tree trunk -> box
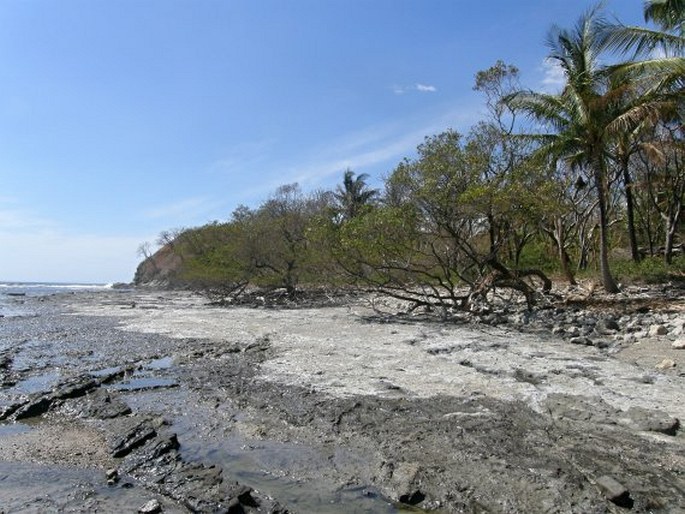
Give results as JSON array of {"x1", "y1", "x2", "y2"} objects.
[
  {"x1": 664, "y1": 222, "x2": 675, "y2": 264},
  {"x1": 622, "y1": 162, "x2": 640, "y2": 262},
  {"x1": 594, "y1": 164, "x2": 620, "y2": 293},
  {"x1": 555, "y1": 219, "x2": 576, "y2": 284}
]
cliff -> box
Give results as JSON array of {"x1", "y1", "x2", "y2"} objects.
[{"x1": 133, "y1": 244, "x2": 183, "y2": 287}]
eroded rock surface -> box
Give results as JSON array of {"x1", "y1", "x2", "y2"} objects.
[{"x1": 0, "y1": 288, "x2": 683, "y2": 513}]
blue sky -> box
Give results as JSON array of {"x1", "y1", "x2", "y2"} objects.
[{"x1": 0, "y1": 0, "x2": 645, "y2": 283}]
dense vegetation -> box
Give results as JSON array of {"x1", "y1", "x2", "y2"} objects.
[{"x1": 135, "y1": 1, "x2": 684, "y2": 309}]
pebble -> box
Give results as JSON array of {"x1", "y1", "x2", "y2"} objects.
[
  {"x1": 672, "y1": 339, "x2": 685, "y2": 350},
  {"x1": 656, "y1": 359, "x2": 677, "y2": 370}
]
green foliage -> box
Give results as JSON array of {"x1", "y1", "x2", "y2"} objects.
[
  {"x1": 139, "y1": 5, "x2": 685, "y2": 300},
  {"x1": 612, "y1": 255, "x2": 685, "y2": 283},
  {"x1": 516, "y1": 239, "x2": 560, "y2": 273}
]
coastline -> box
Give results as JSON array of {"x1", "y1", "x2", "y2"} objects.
[{"x1": 0, "y1": 287, "x2": 683, "y2": 512}]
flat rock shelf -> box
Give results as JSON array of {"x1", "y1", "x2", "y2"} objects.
[{"x1": 0, "y1": 288, "x2": 683, "y2": 513}]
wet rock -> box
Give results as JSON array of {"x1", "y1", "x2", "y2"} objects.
[
  {"x1": 14, "y1": 375, "x2": 100, "y2": 420},
  {"x1": 110, "y1": 419, "x2": 157, "y2": 458},
  {"x1": 382, "y1": 461, "x2": 426, "y2": 506},
  {"x1": 14, "y1": 396, "x2": 54, "y2": 420},
  {"x1": 82, "y1": 390, "x2": 132, "y2": 419},
  {"x1": 0, "y1": 353, "x2": 12, "y2": 369},
  {"x1": 106, "y1": 467, "x2": 119, "y2": 485},
  {"x1": 52, "y1": 376, "x2": 99, "y2": 400},
  {"x1": 0, "y1": 400, "x2": 27, "y2": 421},
  {"x1": 399, "y1": 490, "x2": 426, "y2": 506},
  {"x1": 143, "y1": 433, "x2": 180, "y2": 460},
  {"x1": 159, "y1": 462, "x2": 260, "y2": 512},
  {"x1": 138, "y1": 499, "x2": 162, "y2": 513},
  {"x1": 595, "y1": 475, "x2": 633, "y2": 508}
]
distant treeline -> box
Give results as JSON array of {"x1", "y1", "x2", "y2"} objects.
[{"x1": 135, "y1": 2, "x2": 684, "y2": 309}]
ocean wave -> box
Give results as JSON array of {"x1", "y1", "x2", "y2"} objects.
[{"x1": 0, "y1": 282, "x2": 111, "y2": 290}]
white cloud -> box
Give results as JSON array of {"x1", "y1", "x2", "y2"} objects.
[
  {"x1": 540, "y1": 58, "x2": 566, "y2": 92},
  {"x1": 416, "y1": 84, "x2": 437, "y2": 92},
  {"x1": 393, "y1": 83, "x2": 438, "y2": 94}
]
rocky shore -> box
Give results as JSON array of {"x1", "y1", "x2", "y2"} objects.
[{"x1": 0, "y1": 284, "x2": 683, "y2": 513}]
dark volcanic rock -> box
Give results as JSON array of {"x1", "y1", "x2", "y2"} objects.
[
  {"x1": 81, "y1": 390, "x2": 132, "y2": 419},
  {"x1": 110, "y1": 419, "x2": 157, "y2": 458},
  {"x1": 52, "y1": 376, "x2": 99, "y2": 400},
  {"x1": 0, "y1": 400, "x2": 27, "y2": 420},
  {"x1": 13, "y1": 375, "x2": 100, "y2": 420},
  {"x1": 14, "y1": 396, "x2": 53, "y2": 420}
]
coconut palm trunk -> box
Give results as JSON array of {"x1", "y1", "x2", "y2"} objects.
[{"x1": 593, "y1": 159, "x2": 620, "y2": 292}]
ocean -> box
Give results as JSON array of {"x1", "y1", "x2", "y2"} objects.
[{"x1": 0, "y1": 281, "x2": 114, "y2": 317}]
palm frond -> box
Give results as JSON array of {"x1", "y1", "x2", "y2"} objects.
[{"x1": 604, "y1": 25, "x2": 685, "y2": 56}]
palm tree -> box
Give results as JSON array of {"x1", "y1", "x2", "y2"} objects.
[
  {"x1": 334, "y1": 169, "x2": 378, "y2": 220},
  {"x1": 644, "y1": 0, "x2": 685, "y2": 34},
  {"x1": 604, "y1": 0, "x2": 685, "y2": 78},
  {"x1": 604, "y1": 0, "x2": 685, "y2": 264},
  {"x1": 506, "y1": 7, "x2": 643, "y2": 293}
]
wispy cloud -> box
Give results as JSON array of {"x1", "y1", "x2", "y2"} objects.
[
  {"x1": 249, "y1": 104, "x2": 481, "y2": 196},
  {"x1": 143, "y1": 196, "x2": 222, "y2": 221},
  {"x1": 540, "y1": 58, "x2": 566, "y2": 92},
  {"x1": 393, "y1": 83, "x2": 438, "y2": 95},
  {"x1": 416, "y1": 84, "x2": 437, "y2": 92},
  {"x1": 204, "y1": 101, "x2": 482, "y2": 211},
  {"x1": 208, "y1": 139, "x2": 275, "y2": 176}
]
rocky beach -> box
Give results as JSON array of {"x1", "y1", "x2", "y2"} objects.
[{"x1": 0, "y1": 285, "x2": 684, "y2": 513}]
